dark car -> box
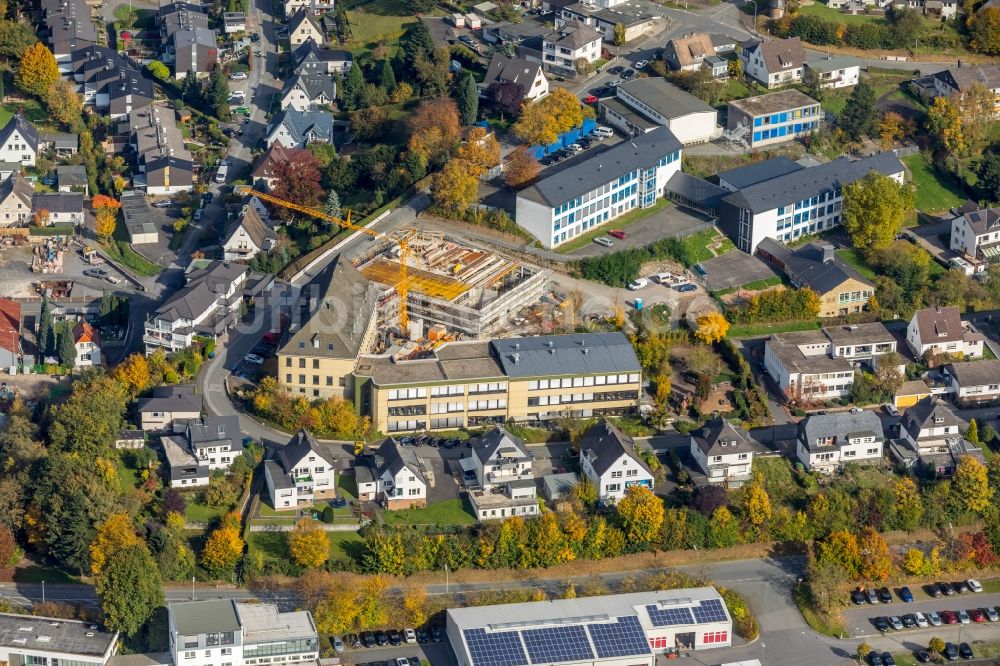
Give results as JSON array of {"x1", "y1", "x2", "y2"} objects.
[
  {"x1": 954, "y1": 581, "x2": 971, "y2": 594},
  {"x1": 608, "y1": 65, "x2": 623, "y2": 74},
  {"x1": 927, "y1": 583, "x2": 943, "y2": 598},
  {"x1": 430, "y1": 625, "x2": 444, "y2": 643},
  {"x1": 345, "y1": 633, "x2": 361, "y2": 648},
  {"x1": 901, "y1": 614, "x2": 917, "y2": 628},
  {"x1": 361, "y1": 632, "x2": 376, "y2": 648},
  {"x1": 882, "y1": 653, "x2": 896, "y2": 666},
  {"x1": 940, "y1": 581, "x2": 956, "y2": 596},
  {"x1": 408, "y1": 659, "x2": 421, "y2": 666},
  {"x1": 915, "y1": 650, "x2": 931, "y2": 663},
  {"x1": 899, "y1": 586, "x2": 913, "y2": 602},
  {"x1": 944, "y1": 642, "x2": 959, "y2": 660},
  {"x1": 387, "y1": 629, "x2": 402, "y2": 645},
  {"x1": 851, "y1": 589, "x2": 867, "y2": 605},
  {"x1": 250, "y1": 32, "x2": 260, "y2": 41},
  {"x1": 621, "y1": 68, "x2": 635, "y2": 79},
  {"x1": 868, "y1": 653, "x2": 884, "y2": 666},
  {"x1": 878, "y1": 587, "x2": 893, "y2": 603},
  {"x1": 959, "y1": 642, "x2": 973, "y2": 660},
  {"x1": 416, "y1": 628, "x2": 429, "y2": 644},
  {"x1": 873, "y1": 616, "x2": 889, "y2": 632},
  {"x1": 676, "y1": 283, "x2": 698, "y2": 293},
  {"x1": 941, "y1": 610, "x2": 959, "y2": 624},
  {"x1": 375, "y1": 630, "x2": 388, "y2": 646}
]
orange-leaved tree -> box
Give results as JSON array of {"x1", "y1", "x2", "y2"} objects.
[{"x1": 92, "y1": 195, "x2": 121, "y2": 239}]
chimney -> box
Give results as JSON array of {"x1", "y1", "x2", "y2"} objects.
[{"x1": 821, "y1": 244, "x2": 835, "y2": 264}]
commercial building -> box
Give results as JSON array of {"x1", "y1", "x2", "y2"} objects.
[
  {"x1": 757, "y1": 240, "x2": 876, "y2": 317},
  {"x1": 579, "y1": 418, "x2": 653, "y2": 503},
  {"x1": 739, "y1": 37, "x2": 806, "y2": 89},
  {"x1": 354, "y1": 332, "x2": 641, "y2": 433},
  {"x1": 263, "y1": 429, "x2": 337, "y2": 509},
  {"x1": 795, "y1": 411, "x2": 885, "y2": 473},
  {"x1": 950, "y1": 204, "x2": 1000, "y2": 272},
  {"x1": 804, "y1": 55, "x2": 861, "y2": 90},
  {"x1": 0, "y1": 612, "x2": 118, "y2": 666},
  {"x1": 718, "y1": 153, "x2": 905, "y2": 253},
  {"x1": 167, "y1": 599, "x2": 318, "y2": 666},
  {"x1": 121, "y1": 190, "x2": 159, "y2": 245},
  {"x1": 689, "y1": 417, "x2": 755, "y2": 487},
  {"x1": 516, "y1": 126, "x2": 682, "y2": 249},
  {"x1": 601, "y1": 78, "x2": 718, "y2": 144},
  {"x1": 726, "y1": 89, "x2": 821, "y2": 150},
  {"x1": 906, "y1": 306, "x2": 985, "y2": 360},
  {"x1": 447, "y1": 587, "x2": 733, "y2": 666}
]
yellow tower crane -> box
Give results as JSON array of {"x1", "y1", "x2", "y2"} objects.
[{"x1": 238, "y1": 187, "x2": 412, "y2": 329}]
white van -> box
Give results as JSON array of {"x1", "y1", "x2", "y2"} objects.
[
  {"x1": 214, "y1": 164, "x2": 229, "y2": 183},
  {"x1": 593, "y1": 126, "x2": 614, "y2": 138},
  {"x1": 593, "y1": 237, "x2": 614, "y2": 247}
]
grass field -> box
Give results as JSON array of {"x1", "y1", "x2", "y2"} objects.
[
  {"x1": 247, "y1": 529, "x2": 365, "y2": 564},
  {"x1": 0, "y1": 98, "x2": 48, "y2": 127},
  {"x1": 344, "y1": 0, "x2": 416, "y2": 49},
  {"x1": 797, "y1": 1, "x2": 887, "y2": 24},
  {"x1": 729, "y1": 319, "x2": 822, "y2": 338},
  {"x1": 13, "y1": 565, "x2": 79, "y2": 584},
  {"x1": 554, "y1": 199, "x2": 671, "y2": 254},
  {"x1": 835, "y1": 248, "x2": 877, "y2": 280},
  {"x1": 677, "y1": 227, "x2": 735, "y2": 266},
  {"x1": 902, "y1": 153, "x2": 970, "y2": 213},
  {"x1": 382, "y1": 498, "x2": 477, "y2": 527},
  {"x1": 184, "y1": 499, "x2": 228, "y2": 525}
]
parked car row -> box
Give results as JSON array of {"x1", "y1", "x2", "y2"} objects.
[
  {"x1": 852, "y1": 580, "x2": 982, "y2": 606},
  {"x1": 910, "y1": 642, "x2": 974, "y2": 663},
  {"x1": 626, "y1": 272, "x2": 692, "y2": 291},
  {"x1": 397, "y1": 435, "x2": 470, "y2": 449},
  {"x1": 539, "y1": 128, "x2": 613, "y2": 166},
  {"x1": 872, "y1": 605, "x2": 999, "y2": 633},
  {"x1": 341, "y1": 626, "x2": 443, "y2": 649}
]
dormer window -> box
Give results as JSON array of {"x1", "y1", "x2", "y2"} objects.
[{"x1": 934, "y1": 416, "x2": 944, "y2": 424}]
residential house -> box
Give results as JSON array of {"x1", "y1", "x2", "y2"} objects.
[
  {"x1": 579, "y1": 418, "x2": 653, "y2": 503},
  {"x1": 292, "y1": 39, "x2": 353, "y2": 76},
  {"x1": 0, "y1": 174, "x2": 35, "y2": 226},
  {"x1": 757, "y1": 240, "x2": 876, "y2": 316},
  {"x1": 725, "y1": 89, "x2": 821, "y2": 150},
  {"x1": 250, "y1": 142, "x2": 292, "y2": 191},
  {"x1": 57, "y1": 164, "x2": 89, "y2": 195},
  {"x1": 710, "y1": 33, "x2": 738, "y2": 53},
  {"x1": 280, "y1": 72, "x2": 337, "y2": 111},
  {"x1": 0, "y1": 116, "x2": 38, "y2": 166},
  {"x1": 182, "y1": 415, "x2": 243, "y2": 471},
  {"x1": 356, "y1": 438, "x2": 428, "y2": 509},
  {"x1": 602, "y1": 77, "x2": 717, "y2": 144},
  {"x1": 542, "y1": 472, "x2": 578, "y2": 502},
  {"x1": 542, "y1": 21, "x2": 602, "y2": 73},
  {"x1": 943, "y1": 360, "x2": 1000, "y2": 406},
  {"x1": 33, "y1": 192, "x2": 85, "y2": 226},
  {"x1": 265, "y1": 108, "x2": 335, "y2": 148},
  {"x1": 129, "y1": 105, "x2": 195, "y2": 195},
  {"x1": 72, "y1": 320, "x2": 101, "y2": 367},
  {"x1": 264, "y1": 429, "x2": 337, "y2": 509},
  {"x1": 160, "y1": 432, "x2": 209, "y2": 487},
  {"x1": 804, "y1": 55, "x2": 861, "y2": 90},
  {"x1": 0, "y1": 612, "x2": 117, "y2": 666},
  {"x1": 950, "y1": 204, "x2": 1000, "y2": 272},
  {"x1": 284, "y1": 0, "x2": 335, "y2": 15},
  {"x1": 906, "y1": 306, "x2": 984, "y2": 360},
  {"x1": 516, "y1": 126, "x2": 682, "y2": 249},
  {"x1": 39, "y1": 131, "x2": 78, "y2": 157},
  {"x1": 277, "y1": 255, "x2": 379, "y2": 399},
  {"x1": 465, "y1": 428, "x2": 539, "y2": 521},
  {"x1": 159, "y1": 1, "x2": 217, "y2": 78},
  {"x1": 68, "y1": 46, "x2": 154, "y2": 120},
  {"x1": 891, "y1": 396, "x2": 983, "y2": 477},
  {"x1": 689, "y1": 417, "x2": 755, "y2": 486},
  {"x1": 222, "y1": 206, "x2": 278, "y2": 260},
  {"x1": 718, "y1": 152, "x2": 905, "y2": 252},
  {"x1": 144, "y1": 261, "x2": 248, "y2": 353},
  {"x1": 795, "y1": 411, "x2": 885, "y2": 473},
  {"x1": 121, "y1": 189, "x2": 159, "y2": 245},
  {"x1": 0, "y1": 298, "x2": 20, "y2": 370},
  {"x1": 481, "y1": 53, "x2": 550, "y2": 102},
  {"x1": 40, "y1": 0, "x2": 98, "y2": 62},
  {"x1": 223, "y1": 11, "x2": 246, "y2": 32},
  {"x1": 739, "y1": 37, "x2": 806, "y2": 88},
  {"x1": 663, "y1": 32, "x2": 715, "y2": 72},
  {"x1": 137, "y1": 385, "x2": 202, "y2": 431},
  {"x1": 289, "y1": 9, "x2": 325, "y2": 46},
  {"x1": 931, "y1": 65, "x2": 1000, "y2": 116},
  {"x1": 166, "y1": 599, "x2": 318, "y2": 666}
]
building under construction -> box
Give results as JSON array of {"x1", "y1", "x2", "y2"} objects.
[{"x1": 353, "y1": 232, "x2": 551, "y2": 339}]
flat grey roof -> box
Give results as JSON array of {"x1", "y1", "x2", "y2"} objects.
[
  {"x1": 492, "y1": 332, "x2": 640, "y2": 378},
  {"x1": 822, "y1": 322, "x2": 894, "y2": 347},
  {"x1": 617, "y1": 77, "x2": 716, "y2": 119},
  {"x1": 601, "y1": 97, "x2": 659, "y2": 131},
  {"x1": 0, "y1": 613, "x2": 117, "y2": 658},
  {"x1": 236, "y1": 604, "x2": 316, "y2": 643},
  {"x1": 355, "y1": 341, "x2": 504, "y2": 387},
  {"x1": 170, "y1": 599, "x2": 241, "y2": 636},
  {"x1": 729, "y1": 89, "x2": 818, "y2": 117},
  {"x1": 518, "y1": 125, "x2": 682, "y2": 207},
  {"x1": 766, "y1": 332, "x2": 853, "y2": 375}
]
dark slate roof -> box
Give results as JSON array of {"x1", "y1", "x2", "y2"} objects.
[
  {"x1": 271, "y1": 108, "x2": 334, "y2": 144},
  {"x1": 482, "y1": 53, "x2": 544, "y2": 89},
  {"x1": 691, "y1": 417, "x2": 753, "y2": 456},
  {"x1": 33, "y1": 192, "x2": 84, "y2": 213},
  {"x1": 184, "y1": 415, "x2": 241, "y2": 450},
  {"x1": 664, "y1": 172, "x2": 728, "y2": 210},
  {"x1": 933, "y1": 65, "x2": 1000, "y2": 92},
  {"x1": 717, "y1": 156, "x2": 804, "y2": 189},
  {"x1": 472, "y1": 427, "x2": 531, "y2": 464},
  {"x1": 224, "y1": 205, "x2": 277, "y2": 249},
  {"x1": 722, "y1": 153, "x2": 904, "y2": 214},
  {"x1": 155, "y1": 261, "x2": 246, "y2": 322},
  {"x1": 57, "y1": 164, "x2": 88, "y2": 187},
  {"x1": 376, "y1": 438, "x2": 426, "y2": 484},
  {"x1": 490, "y1": 332, "x2": 641, "y2": 378},
  {"x1": 543, "y1": 20, "x2": 602, "y2": 50},
  {"x1": 797, "y1": 410, "x2": 884, "y2": 452},
  {"x1": 617, "y1": 77, "x2": 716, "y2": 119},
  {"x1": 137, "y1": 385, "x2": 202, "y2": 414},
  {"x1": 518, "y1": 126, "x2": 682, "y2": 208},
  {"x1": 288, "y1": 8, "x2": 323, "y2": 37},
  {"x1": 275, "y1": 429, "x2": 335, "y2": 472},
  {"x1": 959, "y1": 206, "x2": 1000, "y2": 236},
  {"x1": 944, "y1": 360, "x2": 1000, "y2": 387},
  {"x1": 902, "y1": 396, "x2": 965, "y2": 440},
  {"x1": 580, "y1": 419, "x2": 651, "y2": 476},
  {"x1": 760, "y1": 239, "x2": 874, "y2": 293},
  {"x1": 292, "y1": 39, "x2": 352, "y2": 66},
  {"x1": 264, "y1": 460, "x2": 295, "y2": 489},
  {"x1": 282, "y1": 71, "x2": 337, "y2": 103}
]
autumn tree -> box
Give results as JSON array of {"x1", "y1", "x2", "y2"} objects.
[
  {"x1": 741, "y1": 478, "x2": 772, "y2": 531},
  {"x1": 504, "y1": 146, "x2": 540, "y2": 189},
  {"x1": 842, "y1": 171, "x2": 916, "y2": 255},
  {"x1": 92, "y1": 195, "x2": 121, "y2": 239},
  {"x1": 952, "y1": 455, "x2": 992, "y2": 514},
  {"x1": 489, "y1": 81, "x2": 525, "y2": 118},
  {"x1": 858, "y1": 526, "x2": 892, "y2": 581},
  {"x1": 877, "y1": 111, "x2": 905, "y2": 150},
  {"x1": 33, "y1": 208, "x2": 50, "y2": 227},
  {"x1": 0, "y1": 524, "x2": 22, "y2": 567},
  {"x1": 513, "y1": 88, "x2": 584, "y2": 146},
  {"x1": 956, "y1": 83, "x2": 996, "y2": 149},
  {"x1": 708, "y1": 506, "x2": 741, "y2": 548},
  {"x1": 892, "y1": 477, "x2": 923, "y2": 531},
  {"x1": 271, "y1": 149, "x2": 324, "y2": 220},
  {"x1": 288, "y1": 518, "x2": 329, "y2": 568},
  {"x1": 15, "y1": 42, "x2": 58, "y2": 98},
  {"x1": 350, "y1": 106, "x2": 388, "y2": 141},
  {"x1": 89, "y1": 513, "x2": 140, "y2": 575},
  {"x1": 46, "y1": 79, "x2": 83, "y2": 131},
  {"x1": 200, "y1": 512, "x2": 244, "y2": 578},
  {"x1": 694, "y1": 312, "x2": 729, "y2": 343},
  {"x1": 616, "y1": 486, "x2": 664, "y2": 547},
  {"x1": 407, "y1": 98, "x2": 461, "y2": 166},
  {"x1": 113, "y1": 353, "x2": 152, "y2": 394},
  {"x1": 970, "y1": 7, "x2": 1000, "y2": 55},
  {"x1": 816, "y1": 529, "x2": 861, "y2": 578},
  {"x1": 95, "y1": 544, "x2": 163, "y2": 637},
  {"x1": 146, "y1": 60, "x2": 170, "y2": 80},
  {"x1": 613, "y1": 22, "x2": 626, "y2": 46},
  {"x1": 927, "y1": 95, "x2": 965, "y2": 155},
  {"x1": 454, "y1": 127, "x2": 500, "y2": 177},
  {"x1": 430, "y1": 158, "x2": 479, "y2": 212},
  {"x1": 967, "y1": 418, "x2": 980, "y2": 445}
]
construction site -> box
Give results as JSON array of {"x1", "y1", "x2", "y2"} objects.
[{"x1": 352, "y1": 232, "x2": 552, "y2": 340}]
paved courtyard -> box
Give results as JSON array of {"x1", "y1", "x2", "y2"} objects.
[
  {"x1": 567, "y1": 205, "x2": 714, "y2": 258},
  {"x1": 700, "y1": 250, "x2": 781, "y2": 292}
]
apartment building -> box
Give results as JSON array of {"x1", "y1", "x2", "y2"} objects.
[
  {"x1": 68, "y1": 46, "x2": 154, "y2": 120},
  {"x1": 354, "y1": 332, "x2": 642, "y2": 433},
  {"x1": 144, "y1": 261, "x2": 248, "y2": 353},
  {"x1": 280, "y1": 72, "x2": 336, "y2": 111},
  {"x1": 579, "y1": 419, "x2": 653, "y2": 503},
  {"x1": 689, "y1": 417, "x2": 755, "y2": 487},
  {"x1": 739, "y1": 37, "x2": 806, "y2": 89},
  {"x1": 554, "y1": 2, "x2": 658, "y2": 43},
  {"x1": 515, "y1": 126, "x2": 682, "y2": 249},
  {"x1": 601, "y1": 77, "x2": 718, "y2": 144},
  {"x1": 277, "y1": 256, "x2": 379, "y2": 400},
  {"x1": 482, "y1": 54, "x2": 549, "y2": 102},
  {"x1": 943, "y1": 360, "x2": 1000, "y2": 406},
  {"x1": 906, "y1": 306, "x2": 984, "y2": 360},
  {"x1": 717, "y1": 153, "x2": 905, "y2": 253},
  {"x1": 726, "y1": 89, "x2": 820, "y2": 150},
  {"x1": 356, "y1": 438, "x2": 428, "y2": 509},
  {"x1": 804, "y1": 55, "x2": 861, "y2": 90},
  {"x1": 129, "y1": 105, "x2": 195, "y2": 195},
  {"x1": 41, "y1": 0, "x2": 98, "y2": 62},
  {"x1": 167, "y1": 599, "x2": 318, "y2": 666},
  {"x1": 757, "y1": 240, "x2": 876, "y2": 317},
  {"x1": 0, "y1": 612, "x2": 117, "y2": 666},
  {"x1": 891, "y1": 396, "x2": 983, "y2": 477},
  {"x1": 159, "y1": 1, "x2": 217, "y2": 78},
  {"x1": 950, "y1": 205, "x2": 1000, "y2": 272},
  {"x1": 263, "y1": 429, "x2": 336, "y2": 509},
  {"x1": 795, "y1": 410, "x2": 885, "y2": 473},
  {"x1": 466, "y1": 427, "x2": 540, "y2": 521},
  {"x1": 542, "y1": 21, "x2": 602, "y2": 73}
]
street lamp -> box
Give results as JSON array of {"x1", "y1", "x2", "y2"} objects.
[{"x1": 745, "y1": 0, "x2": 758, "y2": 32}]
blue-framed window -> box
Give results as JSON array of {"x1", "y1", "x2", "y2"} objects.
[
  {"x1": 752, "y1": 131, "x2": 761, "y2": 142},
  {"x1": 754, "y1": 117, "x2": 762, "y2": 127}
]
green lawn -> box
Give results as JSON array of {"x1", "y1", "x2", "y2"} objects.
[
  {"x1": 13, "y1": 565, "x2": 79, "y2": 584},
  {"x1": 820, "y1": 89, "x2": 851, "y2": 116},
  {"x1": 677, "y1": 227, "x2": 734, "y2": 265},
  {"x1": 382, "y1": 498, "x2": 477, "y2": 527},
  {"x1": 248, "y1": 529, "x2": 365, "y2": 565},
  {"x1": 338, "y1": 473, "x2": 358, "y2": 501},
  {"x1": 555, "y1": 199, "x2": 672, "y2": 254},
  {"x1": 117, "y1": 459, "x2": 140, "y2": 492},
  {"x1": 712, "y1": 275, "x2": 782, "y2": 296},
  {"x1": 0, "y1": 99, "x2": 47, "y2": 127},
  {"x1": 720, "y1": 78, "x2": 752, "y2": 104},
  {"x1": 185, "y1": 500, "x2": 229, "y2": 524},
  {"x1": 328, "y1": 530, "x2": 365, "y2": 561},
  {"x1": 983, "y1": 344, "x2": 998, "y2": 361},
  {"x1": 835, "y1": 248, "x2": 877, "y2": 280},
  {"x1": 728, "y1": 319, "x2": 822, "y2": 338},
  {"x1": 797, "y1": 1, "x2": 887, "y2": 24},
  {"x1": 902, "y1": 153, "x2": 969, "y2": 213},
  {"x1": 345, "y1": 0, "x2": 416, "y2": 48}
]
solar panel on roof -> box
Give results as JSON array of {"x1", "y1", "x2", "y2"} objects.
[
  {"x1": 645, "y1": 604, "x2": 694, "y2": 627},
  {"x1": 522, "y1": 625, "x2": 594, "y2": 663},
  {"x1": 587, "y1": 616, "x2": 652, "y2": 659},
  {"x1": 462, "y1": 628, "x2": 529, "y2": 666},
  {"x1": 692, "y1": 598, "x2": 728, "y2": 623}
]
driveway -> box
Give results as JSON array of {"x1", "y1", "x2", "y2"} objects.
[
  {"x1": 566, "y1": 205, "x2": 713, "y2": 258},
  {"x1": 700, "y1": 251, "x2": 780, "y2": 292}
]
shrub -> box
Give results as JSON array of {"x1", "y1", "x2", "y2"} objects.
[{"x1": 720, "y1": 587, "x2": 759, "y2": 639}]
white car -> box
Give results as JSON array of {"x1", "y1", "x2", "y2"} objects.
[
  {"x1": 914, "y1": 612, "x2": 929, "y2": 628},
  {"x1": 627, "y1": 278, "x2": 649, "y2": 291},
  {"x1": 634, "y1": 59, "x2": 648, "y2": 69},
  {"x1": 968, "y1": 579, "x2": 983, "y2": 592},
  {"x1": 882, "y1": 403, "x2": 899, "y2": 416},
  {"x1": 566, "y1": 143, "x2": 583, "y2": 153},
  {"x1": 229, "y1": 71, "x2": 248, "y2": 80},
  {"x1": 244, "y1": 354, "x2": 265, "y2": 366},
  {"x1": 193, "y1": 209, "x2": 204, "y2": 222},
  {"x1": 404, "y1": 628, "x2": 417, "y2": 644},
  {"x1": 151, "y1": 200, "x2": 172, "y2": 208},
  {"x1": 927, "y1": 611, "x2": 942, "y2": 626},
  {"x1": 607, "y1": 79, "x2": 622, "y2": 87},
  {"x1": 959, "y1": 609, "x2": 971, "y2": 624}
]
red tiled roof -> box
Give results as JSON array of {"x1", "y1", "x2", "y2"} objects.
[
  {"x1": 0, "y1": 298, "x2": 20, "y2": 354},
  {"x1": 73, "y1": 320, "x2": 100, "y2": 345}
]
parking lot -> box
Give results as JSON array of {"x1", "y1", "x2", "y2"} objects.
[
  {"x1": 699, "y1": 250, "x2": 781, "y2": 292},
  {"x1": 0, "y1": 241, "x2": 138, "y2": 298},
  {"x1": 566, "y1": 205, "x2": 712, "y2": 258}
]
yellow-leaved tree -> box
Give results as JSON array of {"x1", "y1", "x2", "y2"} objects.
[
  {"x1": 952, "y1": 454, "x2": 992, "y2": 514},
  {"x1": 430, "y1": 158, "x2": 479, "y2": 212},
  {"x1": 927, "y1": 95, "x2": 966, "y2": 156},
  {"x1": 15, "y1": 42, "x2": 58, "y2": 98},
  {"x1": 455, "y1": 127, "x2": 501, "y2": 177},
  {"x1": 740, "y1": 477, "x2": 772, "y2": 530},
  {"x1": 858, "y1": 526, "x2": 893, "y2": 582},
  {"x1": 92, "y1": 195, "x2": 122, "y2": 240},
  {"x1": 90, "y1": 512, "x2": 140, "y2": 575},
  {"x1": 113, "y1": 353, "x2": 152, "y2": 395},
  {"x1": 200, "y1": 512, "x2": 244, "y2": 578},
  {"x1": 694, "y1": 312, "x2": 730, "y2": 344},
  {"x1": 512, "y1": 88, "x2": 584, "y2": 146},
  {"x1": 615, "y1": 485, "x2": 664, "y2": 546},
  {"x1": 287, "y1": 518, "x2": 329, "y2": 568}
]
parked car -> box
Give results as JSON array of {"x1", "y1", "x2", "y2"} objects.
[
  {"x1": 582, "y1": 95, "x2": 598, "y2": 104},
  {"x1": 387, "y1": 629, "x2": 401, "y2": 645},
  {"x1": 193, "y1": 209, "x2": 204, "y2": 222},
  {"x1": 627, "y1": 278, "x2": 648, "y2": 291},
  {"x1": 927, "y1": 583, "x2": 942, "y2": 598},
  {"x1": 883, "y1": 403, "x2": 900, "y2": 416},
  {"x1": 959, "y1": 642, "x2": 973, "y2": 660},
  {"x1": 416, "y1": 629, "x2": 429, "y2": 644},
  {"x1": 954, "y1": 581, "x2": 971, "y2": 594},
  {"x1": 888, "y1": 616, "x2": 903, "y2": 630},
  {"x1": 901, "y1": 613, "x2": 917, "y2": 628},
  {"x1": 914, "y1": 612, "x2": 929, "y2": 628},
  {"x1": 927, "y1": 611, "x2": 942, "y2": 626},
  {"x1": 375, "y1": 630, "x2": 388, "y2": 645},
  {"x1": 940, "y1": 581, "x2": 956, "y2": 596},
  {"x1": 899, "y1": 586, "x2": 913, "y2": 602},
  {"x1": 621, "y1": 68, "x2": 635, "y2": 79},
  {"x1": 967, "y1": 579, "x2": 983, "y2": 592},
  {"x1": 851, "y1": 589, "x2": 867, "y2": 605},
  {"x1": 230, "y1": 71, "x2": 248, "y2": 80},
  {"x1": 608, "y1": 229, "x2": 626, "y2": 239},
  {"x1": 430, "y1": 626, "x2": 443, "y2": 642},
  {"x1": 244, "y1": 354, "x2": 265, "y2": 366},
  {"x1": 361, "y1": 632, "x2": 376, "y2": 648},
  {"x1": 608, "y1": 65, "x2": 623, "y2": 74},
  {"x1": 593, "y1": 237, "x2": 614, "y2": 247},
  {"x1": 873, "y1": 616, "x2": 889, "y2": 632},
  {"x1": 675, "y1": 284, "x2": 697, "y2": 293},
  {"x1": 882, "y1": 653, "x2": 896, "y2": 666},
  {"x1": 566, "y1": 143, "x2": 583, "y2": 153},
  {"x1": 634, "y1": 59, "x2": 648, "y2": 69},
  {"x1": 607, "y1": 79, "x2": 622, "y2": 87},
  {"x1": 331, "y1": 636, "x2": 344, "y2": 653},
  {"x1": 404, "y1": 629, "x2": 416, "y2": 644},
  {"x1": 943, "y1": 642, "x2": 959, "y2": 660},
  {"x1": 915, "y1": 650, "x2": 931, "y2": 663},
  {"x1": 344, "y1": 633, "x2": 360, "y2": 648},
  {"x1": 940, "y1": 610, "x2": 958, "y2": 624},
  {"x1": 958, "y1": 609, "x2": 970, "y2": 624},
  {"x1": 83, "y1": 268, "x2": 108, "y2": 279},
  {"x1": 151, "y1": 199, "x2": 172, "y2": 208},
  {"x1": 970, "y1": 608, "x2": 986, "y2": 623},
  {"x1": 868, "y1": 653, "x2": 884, "y2": 666},
  {"x1": 878, "y1": 587, "x2": 893, "y2": 603},
  {"x1": 867, "y1": 588, "x2": 880, "y2": 604},
  {"x1": 987, "y1": 606, "x2": 998, "y2": 621}
]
